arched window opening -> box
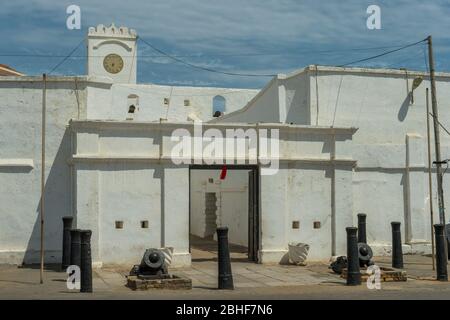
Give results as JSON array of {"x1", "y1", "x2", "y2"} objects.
[
  {"x1": 212, "y1": 95, "x2": 226, "y2": 117},
  {"x1": 127, "y1": 94, "x2": 139, "y2": 112},
  {"x1": 126, "y1": 94, "x2": 139, "y2": 120}
]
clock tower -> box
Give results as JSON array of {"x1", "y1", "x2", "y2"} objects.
[{"x1": 87, "y1": 23, "x2": 137, "y2": 84}]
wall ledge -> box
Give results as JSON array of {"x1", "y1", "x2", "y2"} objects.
[
  {"x1": 68, "y1": 155, "x2": 356, "y2": 166},
  {"x1": 0, "y1": 159, "x2": 34, "y2": 168}
]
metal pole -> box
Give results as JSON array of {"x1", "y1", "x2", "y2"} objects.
[
  {"x1": 217, "y1": 227, "x2": 234, "y2": 290},
  {"x1": 62, "y1": 217, "x2": 73, "y2": 270},
  {"x1": 40, "y1": 73, "x2": 47, "y2": 284},
  {"x1": 391, "y1": 222, "x2": 404, "y2": 269},
  {"x1": 434, "y1": 224, "x2": 448, "y2": 281},
  {"x1": 346, "y1": 227, "x2": 361, "y2": 286},
  {"x1": 357, "y1": 213, "x2": 367, "y2": 244},
  {"x1": 426, "y1": 88, "x2": 436, "y2": 270},
  {"x1": 70, "y1": 229, "x2": 82, "y2": 267},
  {"x1": 427, "y1": 36, "x2": 446, "y2": 226},
  {"x1": 80, "y1": 230, "x2": 93, "y2": 293}
]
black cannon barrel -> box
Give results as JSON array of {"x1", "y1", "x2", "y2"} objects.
[
  {"x1": 141, "y1": 249, "x2": 165, "y2": 270},
  {"x1": 80, "y1": 230, "x2": 93, "y2": 292},
  {"x1": 357, "y1": 213, "x2": 367, "y2": 244},
  {"x1": 70, "y1": 229, "x2": 81, "y2": 267},
  {"x1": 434, "y1": 224, "x2": 448, "y2": 281},
  {"x1": 346, "y1": 227, "x2": 361, "y2": 285},
  {"x1": 217, "y1": 227, "x2": 234, "y2": 290},
  {"x1": 61, "y1": 217, "x2": 73, "y2": 270},
  {"x1": 391, "y1": 222, "x2": 404, "y2": 269}
]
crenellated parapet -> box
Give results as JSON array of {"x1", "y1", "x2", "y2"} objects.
[{"x1": 88, "y1": 23, "x2": 137, "y2": 38}]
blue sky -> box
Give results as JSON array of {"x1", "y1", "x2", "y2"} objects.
[{"x1": 1, "y1": 0, "x2": 450, "y2": 88}]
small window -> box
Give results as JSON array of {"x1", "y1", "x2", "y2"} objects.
[
  {"x1": 141, "y1": 221, "x2": 149, "y2": 228},
  {"x1": 127, "y1": 94, "x2": 139, "y2": 116},
  {"x1": 164, "y1": 98, "x2": 170, "y2": 105},
  {"x1": 212, "y1": 95, "x2": 226, "y2": 117},
  {"x1": 115, "y1": 221, "x2": 124, "y2": 229},
  {"x1": 184, "y1": 99, "x2": 190, "y2": 107}
]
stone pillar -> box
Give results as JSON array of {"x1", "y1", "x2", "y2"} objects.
[
  {"x1": 163, "y1": 165, "x2": 191, "y2": 267},
  {"x1": 259, "y1": 165, "x2": 288, "y2": 263},
  {"x1": 405, "y1": 134, "x2": 427, "y2": 243},
  {"x1": 74, "y1": 163, "x2": 100, "y2": 266},
  {"x1": 333, "y1": 165, "x2": 354, "y2": 256}
]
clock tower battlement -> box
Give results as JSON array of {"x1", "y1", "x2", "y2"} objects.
[{"x1": 87, "y1": 23, "x2": 138, "y2": 84}]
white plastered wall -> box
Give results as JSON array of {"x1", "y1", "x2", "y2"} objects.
[
  {"x1": 190, "y1": 169, "x2": 249, "y2": 247},
  {"x1": 0, "y1": 76, "x2": 87, "y2": 264}
]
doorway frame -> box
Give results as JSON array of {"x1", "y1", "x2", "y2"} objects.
[{"x1": 188, "y1": 165, "x2": 261, "y2": 263}]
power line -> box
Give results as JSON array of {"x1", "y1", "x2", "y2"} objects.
[
  {"x1": 382, "y1": 48, "x2": 426, "y2": 69},
  {"x1": 48, "y1": 38, "x2": 85, "y2": 74},
  {"x1": 338, "y1": 39, "x2": 428, "y2": 67},
  {"x1": 138, "y1": 37, "x2": 276, "y2": 77},
  {"x1": 8, "y1": 36, "x2": 431, "y2": 78},
  {"x1": 423, "y1": 46, "x2": 430, "y2": 73},
  {"x1": 0, "y1": 44, "x2": 409, "y2": 59},
  {"x1": 429, "y1": 112, "x2": 450, "y2": 137}
]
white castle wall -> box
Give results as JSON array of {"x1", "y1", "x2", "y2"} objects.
[
  {"x1": 87, "y1": 81, "x2": 258, "y2": 122},
  {"x1": 0, "y1": 76, "x2": 86, "y2": 264},
  {"x1": 70, "y1": 121, "x2": 355, "y2": 265},
  {"x1": 0, "y1": 74, "x2": 256, "y2": 265},
  {"x1": 215, "y1": 65, "x2": 450, "y2": 255}
]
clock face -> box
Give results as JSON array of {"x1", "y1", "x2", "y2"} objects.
[{"x1": 103, "y1": 54, "x2": 124, "y2": 74}]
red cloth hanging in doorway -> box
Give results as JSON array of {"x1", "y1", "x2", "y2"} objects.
[{"x1": 220, "y1": 165, "x2": 227, "y2": 180}]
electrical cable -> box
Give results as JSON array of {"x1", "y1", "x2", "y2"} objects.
[
  {"x1": 4, "y1": 37, "x2": 430, "y2": 79},
  {"x1": 138, "y1": 37, "x2": 276, "y2": 77},
  {"x1": 5, "y1": 36, "x2": 431, "y2": 81},
  {"x1": 383, "y1": 48, "x2": 427, "y2": 69},
  {"x1": 48, "y1": 38, "x2": 85, "y2": 74},
  {"x1": 0, "y1": 44, "x2": 411, "y2": 59},
  {"x1": 429, "y1": 112, "x2": 450, "y2": 136},
  {"x1": 338, "y1": 39, "x2": 427, "y2": 67}
]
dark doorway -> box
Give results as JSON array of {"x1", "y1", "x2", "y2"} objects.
[{"x1": 189, "y1": 165, "x2": 260, "y2": 263}]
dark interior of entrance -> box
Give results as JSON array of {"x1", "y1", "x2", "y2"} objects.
[{"x1": 189, "y1": 166, "x2": 259, "y2": 262}]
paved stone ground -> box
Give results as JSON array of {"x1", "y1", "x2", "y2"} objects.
[
  {"x1": 169, "y1": 237, "x2": 341, "y2": 288},
  {"x1": 0, "y1": 254, "x2": 448, "y2": 299},
  {"x1": 173, "y1": 261, "x2": 340, "y2": 288}
]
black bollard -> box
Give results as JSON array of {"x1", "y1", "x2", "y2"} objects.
[
  {"x1": 446, "y1": 224, "x2": 450, "y2": 260},
  {"x1": 357, "y1": 213, "x2": 367, "y2": 244},
  {"x1": 434, "y1": 224, "x2": 448, "y2": 281},
  {"x1": 217, "y1": 227, "x2": 234, "y2": 290},
  {"x1": 391, "y1": 222, "x2": 404, "y2": 269},
  {"x1": 61, "y1": 217, "x2": 73, "y2": 270},
  {"x1": 80, "y1": 230, "x2": 93, "y2": 293},
  {"x1": 346, "y1": 227, "x2": 361, "y2": 285},
  {"x1": 70, "y1": 229, "x2": 81, "y2": 267}
]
